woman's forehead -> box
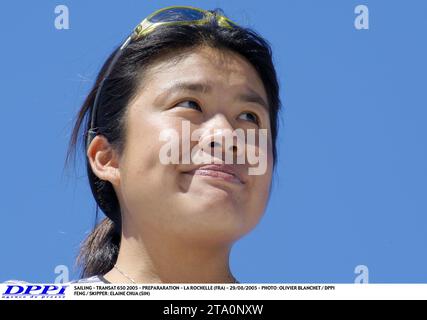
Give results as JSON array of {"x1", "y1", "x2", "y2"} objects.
[{"x1": 141, "y1": 46, "x2": 267, "y2": 99}]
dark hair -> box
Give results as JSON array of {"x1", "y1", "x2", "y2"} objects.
[{"x1": 66, "y1": 9, "x2": 281, "y2": 278}]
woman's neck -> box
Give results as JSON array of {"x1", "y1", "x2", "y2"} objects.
[{"x1": 103, "y1": 227, "x2": 236, "y2": 284}]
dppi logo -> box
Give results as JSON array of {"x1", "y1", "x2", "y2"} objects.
[{"x1": 2, "y1": 285, "x2": 68, "y2": 299}]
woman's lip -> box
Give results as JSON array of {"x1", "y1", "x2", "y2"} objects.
[{"x1": 185, "y1": 165, "x2": 244, "y2": 184}]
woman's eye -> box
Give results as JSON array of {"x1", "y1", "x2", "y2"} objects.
[
  {"x1": 238, "y1": 112, "x2": 260, "y2": 125},
  {"x1": 174, "y1": 100, "x2": 202, "y2": 111}
]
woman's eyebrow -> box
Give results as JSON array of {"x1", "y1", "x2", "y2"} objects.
[
  {"x1": 155, "y1": 81, "x2": 268, "y2": 111},
  {"x1": 151, "y1": 81, "x2": 211, "y2": 106},
  {"x1": 235, "y1": 88, "x2": 269, "y2": 112},
  {"x1": 163, "y1": 81, "x2": 212, "y2": 94}
]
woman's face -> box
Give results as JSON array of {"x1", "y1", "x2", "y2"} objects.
[{"x1": 112, "y1": 46, "x2": 273, "y2": 244}]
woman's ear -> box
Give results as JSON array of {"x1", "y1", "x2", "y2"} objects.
[{"x1": 86, "y1": 135, "x2": 121, "y2": 185}]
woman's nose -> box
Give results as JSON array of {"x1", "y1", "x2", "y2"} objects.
[{"x1": 197, "y1": 128, "x2": 244, "y2": 163}]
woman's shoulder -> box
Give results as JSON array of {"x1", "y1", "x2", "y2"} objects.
[{"x1": 73, "y1": 275, "x2": 110, "y2": 284}]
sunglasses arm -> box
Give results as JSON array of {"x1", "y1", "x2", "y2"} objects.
[{"x1": 86, "y1": 34, "x2": 133, "y2": 149}]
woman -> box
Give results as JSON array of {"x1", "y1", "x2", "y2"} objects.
[{"x1": 67, "y1": 6, "x2": 280, "y2": 283}]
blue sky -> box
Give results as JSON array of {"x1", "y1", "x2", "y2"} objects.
[{"x1": 1, "y1": 0, "x2": 426, "y2": 283}]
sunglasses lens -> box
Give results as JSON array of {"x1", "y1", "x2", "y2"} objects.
[{"x1": 149, "y1": 7, "x2": 205, "y2": 23}]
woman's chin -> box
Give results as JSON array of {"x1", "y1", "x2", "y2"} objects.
[
  {"x1": 175, "y1": 190, "x2": 243, "y2": 222},
  {"x1": 183, "y1": 185, "x2": 241, "y2": 210}
]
